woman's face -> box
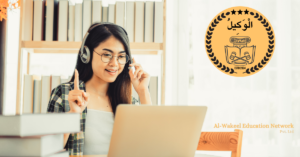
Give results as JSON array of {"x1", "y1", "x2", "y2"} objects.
[{"x1": 91, "y1": 35, "x2": 126, "y2": 83}]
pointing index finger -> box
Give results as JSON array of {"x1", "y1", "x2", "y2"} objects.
[{"x1": 74, "y1": 69, "x2": 79, "y2": 90}]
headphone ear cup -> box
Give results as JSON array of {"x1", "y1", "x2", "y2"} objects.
[{"x1": 81, "y1": 46, "x2": 91, "y2": 64}]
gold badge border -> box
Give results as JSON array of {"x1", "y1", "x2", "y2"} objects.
[{"x1": 205, "y1": 9, "x2": 275, "y2": 76}]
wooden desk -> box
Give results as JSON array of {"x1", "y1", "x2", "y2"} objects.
[
  {"x1": 70, "y1": 153, "x2": 221, "y2": 157},
  {"x1": 70, "y1": 155, "x2": 106, "y2": 157}
]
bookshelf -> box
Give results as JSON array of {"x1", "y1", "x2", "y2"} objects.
[{"x1": 16, "y1": 0, "x2": 166, "y2": 114}]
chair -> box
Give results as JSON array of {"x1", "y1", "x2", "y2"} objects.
[{"x1": 197, "y1": 129, "x2": 243, "y2": 157}]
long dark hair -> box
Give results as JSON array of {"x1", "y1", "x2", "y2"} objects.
[{"x1": 69, "y1": 22, "x2": 133, "y2": 115}]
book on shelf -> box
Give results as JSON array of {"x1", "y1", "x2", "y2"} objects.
[
  {"x1": 102, "y1": 6, "x2": 108, "y2": 22},
  {"x1": 45, "y1": 0, "x2": 54, "y2": 41},
  {"x1": 0, "y1": 134, "x2": 64, "y2": 156},
  {"x1": 74, "y1": 3, "x2": 83, "y2": 41},
  {"x1": 83, "y1": 0, "x2": 92, "y2": 36},
  {"x1": 145, "y1": 1, "x2": 154, "y2": 42},
  {"x1": 53, "y1": 0, "x2": 59, "y2": 41},
  {"x1": 33, "y1": 77, "x2": 42, "y2": 113},
  {"x1": 61, "y1": 75, "x2": 71, "y2": 84},
  {"x1": 135, "y1": 2, "x2": 145, "y2": 42},
  {"x1": 126, "y1": 1, "x2": 134, "y2": 42},
  {"x1": 23, "y1": 75, "x2": 34, "y2": 114},
  {"x1": 149, "y1": 76, "x2": 158, "y2": 105},
  {"x1": 92, "y1": 0, "x2": 102, "y2": 23},
  {"x1": 115, "y1": 2, "x2": 125, "y2": 28},
  {"x1": 68, "y1": 4, "x2": 75, "y2": 41},
  {"x1": 23, "y1": 75, "x2": 41, "y2": 114},
  {"x1": 22, "y1": 0, "x2": 33, "y2": 41},
  {"x1": 42, "y1": 0, "x2": 46, "y2": 41},
  {"x1": 58, "y1": 0, "x2": 68, "y2": 41},
  {"x1": 154, "y1": 1, "x2": 163, "y2": 43},
  {"x1": 51, "y1": 76, "x2": 61, "y2": 91},
  {"x1": 0, "y1": 113, "x2": 80, "y2": 136},
  {"x1": 41, "y1": 76, "x2": 51, "y2": 114},
  {"x1": 108, "y1": 4, "x2": 115, "y2": 23},
  {"x1": 33, "y1": 0, "x2": 44, "y2": 41}
]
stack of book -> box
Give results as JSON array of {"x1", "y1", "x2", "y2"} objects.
[
  {"x1": 0, "y1": 113, "x2": 80, "y2": 157},
  {"x1": 23, "y1": 0, "x2": 164, "y2": 43}
]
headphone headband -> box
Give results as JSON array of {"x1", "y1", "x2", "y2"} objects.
[{"x1": 80, "y1": 22, "x2": 128, "y2": 64}]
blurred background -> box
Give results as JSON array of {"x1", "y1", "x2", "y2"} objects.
[{"x1": 0, "y1": 0, "x2": 299, "y2": 156}]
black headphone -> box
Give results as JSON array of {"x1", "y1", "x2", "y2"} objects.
[{"x1": 80, "y1": 22, "x2": 130, "y2": 65}]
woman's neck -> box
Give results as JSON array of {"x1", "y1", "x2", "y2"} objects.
[{"x1": 85, "y1": 74, "x2": 109, "y2": 97}]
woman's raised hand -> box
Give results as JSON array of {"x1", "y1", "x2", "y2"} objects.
[
  {"x1": 68, "y1": 69, "x2": 89, "y2": 113},
  {"x1": 128, "y1": 58, "x2": 150, "y2": 94}
]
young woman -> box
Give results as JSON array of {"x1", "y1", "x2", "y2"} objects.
[{"x1": 47, "y1": 22, "x2": 152, "y2": 155}]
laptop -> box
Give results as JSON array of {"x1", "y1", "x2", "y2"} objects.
[{"x1": 107, "y1": 105, "x2": 207, "y2": 157}]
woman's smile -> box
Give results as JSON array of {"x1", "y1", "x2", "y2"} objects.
[{"x1": 105, "y1": 69, "x2": 118, "y2": 75}]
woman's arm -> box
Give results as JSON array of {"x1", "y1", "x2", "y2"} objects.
[
  {"x1": 129, "y1": 58, "x2": 152, "y2": 105},
  {"x1": 138, "y1": 90, "x2": 152, "y2": 105}
]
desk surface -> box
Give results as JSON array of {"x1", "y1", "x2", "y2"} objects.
[
  {"x1": 70, "y1": 156, "x2": 106, "y2": 157},
  {"x1": 70, "y1": 153, "x2": 220, "y2": 157}
]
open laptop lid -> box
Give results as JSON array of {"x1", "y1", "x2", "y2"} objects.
[{"x1": 108, "y1": 105, "x2": 207, "y2": 157}]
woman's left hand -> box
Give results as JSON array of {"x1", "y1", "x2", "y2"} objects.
[{"x1": 128, "y1": 58, "x2": 150, "y2": 94}]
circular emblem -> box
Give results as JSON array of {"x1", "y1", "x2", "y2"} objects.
[{"x1": 205, "y1": 6, "x2": 275, "y2": 77}]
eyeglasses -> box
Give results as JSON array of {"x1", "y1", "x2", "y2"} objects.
[{"x1": 94, "y1": 51, "x2": 129, "y2": 65}]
